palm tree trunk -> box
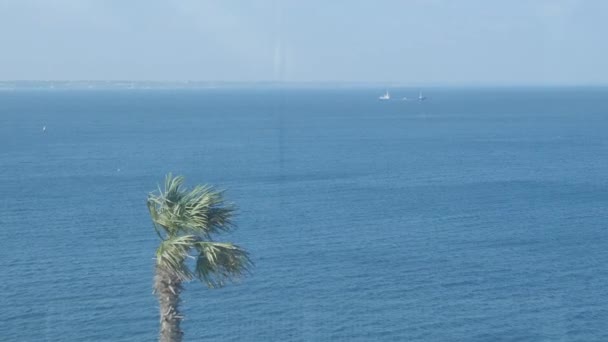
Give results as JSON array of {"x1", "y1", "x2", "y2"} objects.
[{"x1": 154, "y1": 265, "x2": 183, "y2": 342}]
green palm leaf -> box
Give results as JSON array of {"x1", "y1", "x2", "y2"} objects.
[
  {"x1": 147, "y1": 173, "x2": 237, "y2": 238},
  {"x1": 195, "y1": 242, "x2": 252, "y2": 288},
  {"x1": 155, "y1": 235, "x2": 197, "y2": 281}
]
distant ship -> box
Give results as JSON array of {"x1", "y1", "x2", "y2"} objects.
[
  {"x1": 418, "y1": 91, "x2": 427, "y2": 101},
  {"x1": 42, "y1": 126, "x2": 46, "y2": 133},
  {"x1": 379, "y1": 90, "x2": 390, "y2": 100}
]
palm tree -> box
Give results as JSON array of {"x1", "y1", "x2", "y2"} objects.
[{"x1": 147, "y1": 174, "x2": 252, "y2": 342}]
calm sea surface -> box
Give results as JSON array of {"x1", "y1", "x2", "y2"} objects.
[{"x1": 1, "y1": 87, "x2": 607, "y2": 341}]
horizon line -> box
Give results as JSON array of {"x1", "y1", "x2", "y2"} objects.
[{"x1": 1, "y1": 80, "x2": 608, "y2": 88}]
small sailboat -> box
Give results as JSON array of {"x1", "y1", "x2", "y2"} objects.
[
  {"x1": 42, "y1": 126, "x2": 46, "y2": 133},
  {"x1": 418, "y1": 91, "x2": 427, "y2": 101},
  {"x1": 379, "y1": 90, "x2": 390, "y2": 100}
]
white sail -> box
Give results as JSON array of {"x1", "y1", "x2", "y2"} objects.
[{"x1": 379, "y1": 90, "x2": 390, "y2": 100}]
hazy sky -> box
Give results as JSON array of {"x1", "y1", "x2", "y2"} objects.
[{"x1": 1, "y1": 0, "x2": 606, "y2": 84}]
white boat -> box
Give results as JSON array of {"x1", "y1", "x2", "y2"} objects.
[
  {"x1": 379, "y1": 90, "x2": 390, "y2": 100},
  {"x1": 42, "y1": 126, "x2": 46, "y2": 132},
  {"x1": 418, "y1": 91, "x2": 426, "y2": 101}
]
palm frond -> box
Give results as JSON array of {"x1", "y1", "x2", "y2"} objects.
[
  {"x1": 147, "y1": 198, "x2": 165, "y2": 239},
  {"x1": 164, "y1": 173, "x2": 186, "y2": 205},
  {"x1": 155, "y1": 235, "x2": 199, "y2": 281},
  {"x1": 147, "y1": 174, "x2": 236, "y2": 238},
  {"x1": 195, "y1": 242, "x2": 252, "y2": 288},
  {"x1": 181, "y1": 186, "x2": 236, "y2": 236}
]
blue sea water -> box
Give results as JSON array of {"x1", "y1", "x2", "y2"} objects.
[{"x1": 1, "y1": 87, "x2": 608, "y2": 341}]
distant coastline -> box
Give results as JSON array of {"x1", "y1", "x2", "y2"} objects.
[{"x1": 1, "y1": 80, "x2": 607, "y2": 91}]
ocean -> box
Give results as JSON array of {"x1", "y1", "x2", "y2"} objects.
[{"x1": 1, "y1": 87, "x2": 607, "y2": 341}]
